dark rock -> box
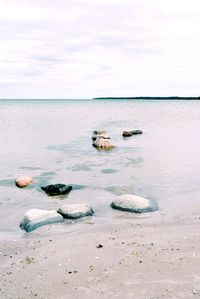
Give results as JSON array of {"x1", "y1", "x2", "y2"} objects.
[
  {"x1": 122, "y1": 131, "x2": 132, "y2": 137},
  {"x1": 41, "y1": 184, "x2": 72, "y2": 196},
  {"x1": 122, "y1": 130, "x2": 143, "y2": 137},
  {"x1": 130, "y1": 130, "x2": 143, "y2": 135}
]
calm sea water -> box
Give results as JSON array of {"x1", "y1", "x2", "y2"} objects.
[{"x1": 0, "y1": 99, "x2": 200, "y2": 238}]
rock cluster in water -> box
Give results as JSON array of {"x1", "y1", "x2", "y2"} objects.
[
  {"x1": 92, "y1": 130, "x2": 115, "y2": 150},
  {"x1": 18, "y1": 127, "x2": 159, "y2": 233},
  {"x1": 122, "y1": 130, "x2": 143, "y2": 137}
]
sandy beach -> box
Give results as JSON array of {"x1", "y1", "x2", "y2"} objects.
[{"x1": 1, "y1": 205, "x2": 200, "y2": 299}]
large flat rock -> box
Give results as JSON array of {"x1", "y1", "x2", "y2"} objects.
[
  {"x1": 111, "y1": 194, "x2": 158, "y2": 213},
  {"x1": 58, "y1": 203, "x2": 94, "y2": 219},
  {"x1": 20, "y1": 209, "x2": 64, "y2": 232}
]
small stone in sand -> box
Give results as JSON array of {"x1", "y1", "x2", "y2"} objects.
[
  {"x1": 15, "y1": 176, "x2": 33, "y2": 188},
  {"x1": 96, "y1": 244, "x2": 103, "y2": 248},
  {"x1": 58, "y1": 203, "x2": 94, "y2": 219}
]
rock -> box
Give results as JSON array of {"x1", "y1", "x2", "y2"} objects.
[
  {"x1": 41, "y1": 184, "x2": 72, "y2": 196},
  {"x1": 15, "y1": 176, "x2": 33, "y2": 188},
  {"x1": 122, "y1": 131, "x2": 132, "y2": 137},
  {"x1": 122, "y1": 130, "x2": 143, "y2": 137},
  {"x1": 58, "y1": 203, "x2": 94, "y2": 219},
  {"x1": 92, "y1": 130, "x2": 110, "y2": 141},
  {"x1": 20, "y1": 209, "x2": 64, "y2": 232},
  {"x1": 130, "y1": 130, "x2": 143, "y2": 135},
  {"x1": 111, "y1": 194, "x2": 158, "y2": 213},
  {"x1": 93, "y1": 138, "x2": 116, "y2": 150}
]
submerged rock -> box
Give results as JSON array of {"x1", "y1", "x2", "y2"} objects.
[
  {"x1": 15, "y1": 176, "x2": 33, "y2": 188},
  {"x1": 130, "y1": 130, "x2": 143, "y2": 135},
  {"x1": 92, "y1": 130, "x2": 110, "y2": 141},
  {"x1": 20, "y1": 209, "x2": 64, "y2": 232},
  {"x1": 58, "y1": 203, "x2": 94, "y2": 219},
  {"x1": 41, "y1": 184, "x2": 72, "y2": 196},
  {"x1": 111, "y1": 194, "x2": 158, "y2": 213},
  {"x1": 93, "y1": 138, "x2": 115, "y2": 150},
  {"x1": 122, "y1": 130, "x2": 143, "y2": 137},
  {"x1": 122, "y1": 131, "x2": 132, "y2": 137}
]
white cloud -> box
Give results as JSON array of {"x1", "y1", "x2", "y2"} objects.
[{"x1": 0, "y1": 0, "x2": 200, "y2": 98}]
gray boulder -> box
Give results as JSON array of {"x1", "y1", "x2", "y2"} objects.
[
  {"x1": 111, "y1": 194, "x2": 158, "y2": 213},
  {"x1": 58, "y1": 203, "x2": 94, "y2": 219},
  {"x1": 20, "y1": 209, "x2": 64, "y2": 232},
  {"x1": 92, "y1": 130, "x2": 110, "y2": 141}
]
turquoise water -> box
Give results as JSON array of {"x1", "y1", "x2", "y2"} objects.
[{"x1": 0, "y1": 99, "x2": 200, "y2": 237}]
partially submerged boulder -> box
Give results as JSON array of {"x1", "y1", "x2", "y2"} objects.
[
  {"x1": 58, "y1": 203, "x2": 94, "y2": 219},
  {"x1": 20, "y1": 209, "x2": 64, "y2": 232},
  {"x1": 15, "y1": 176, "x2": 33, "y2": 188},
  {"x1": 92, "y1": 130, "x2": 110, "y2": 141},
  {"x1": 122, "y1": 130, "x2": 143, "y2": 137},
  {"x1": 93, "y1": 138, "x2": 115, "y2": 150},
  {"x1": 41, "y1": 184, "x2": 72, "y2": 196},
  {"x1": 111, "y1": 194, "x2": 158, "y2": 213}
]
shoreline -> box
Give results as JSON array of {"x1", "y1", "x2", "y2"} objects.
[{"x1": 1, "y1": 207, "x2": 200, "y2": 298}]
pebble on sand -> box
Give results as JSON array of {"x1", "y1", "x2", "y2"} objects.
[
  {"x1": 111, "y1": 194, "x2": 158, "y2": 213},
  {"x1": 58, "y1": 203, "x2": 94, "y2": 219},
  {"x1": 15, "y1": 176, "x2": 33, "y2": 188},
  {"x1": 93, "y1": 138, "x2": 115, "y2": 150},
  {"x1": 92, "y1": 130, "x2": 110, "y2": 141},
  {"x1": 20, "y1": 209, "x2": 64, "y2": 232}
]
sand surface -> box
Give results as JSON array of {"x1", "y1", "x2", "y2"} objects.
[{"x1": 1, "y1": 210, "x2": 200, "y2": 299}]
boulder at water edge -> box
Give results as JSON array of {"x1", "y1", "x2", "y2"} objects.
[
  {"x1": 20, "y1": 209, "x2": 64, "y2": 232},
  {"x1": 92, "y1": 130, "x2": 110, "y2": 141},
  {"x1": 41, "y1": 184, "x2": 72, "y2": 196},
  {"x1": 15, "y1": 176, "x2": 33, "y2": 188},
  {"x1": 58, "y1": 203, "x2": 94, "y2": 219},
  {"x1": 93, "y1": 138, "x2": 115, "y2": 150},
  {"x1": 111, "y1": 194, "x2": 158, "y2": 213}
]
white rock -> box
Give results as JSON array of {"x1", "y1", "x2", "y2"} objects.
[
  {"x1": 20, "y1": 209, "x2": 64, "y2": 232},
  {"x1": 92, "y1": 130, "x2": 110, "y2": 141},
  {"x1": 93, "y1": 138, "x2": 115, "y2": 150},
  {"x1": 58, "y1": 203, "x2": 94, "y2": 219},
  {"x1": 15, "y1": 176, "x2": 33, "y2": 188},
  {"x1": 111, "y1": 194, "x2": 158, "y2": 213}
]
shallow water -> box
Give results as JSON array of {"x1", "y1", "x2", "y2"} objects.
[{"x1": 0, "y1": 99, "x2": 200, "y2": 238}]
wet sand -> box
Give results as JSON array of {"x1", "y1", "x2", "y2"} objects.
[{"x1": 1, "y1": 207, "x2": 200, "y2": 299}]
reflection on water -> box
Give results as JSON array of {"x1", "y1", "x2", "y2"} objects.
[{"x1": 0, "y1": 99, "x2": 200, "y2": 236}]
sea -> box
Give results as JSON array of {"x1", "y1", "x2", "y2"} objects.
[{"x1": 0, "y1": 99, "x2": 200, "y2": 238}]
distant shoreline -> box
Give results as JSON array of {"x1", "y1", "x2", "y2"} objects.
[{"x1": 93, "y1": 96, "x2": 200, "y2": 100}]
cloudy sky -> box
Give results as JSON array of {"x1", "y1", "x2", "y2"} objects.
[{"x1": 0, "y1": 0, "x2": 200, "y2": 99}]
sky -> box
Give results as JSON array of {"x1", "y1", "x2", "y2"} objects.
[{"x1": 0, "y1": 0, "x2": 200, "y2": 99}]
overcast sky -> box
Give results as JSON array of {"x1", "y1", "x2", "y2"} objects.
[{"x1": 0, "y1": 0, "x2": 200, "y2": 98}]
